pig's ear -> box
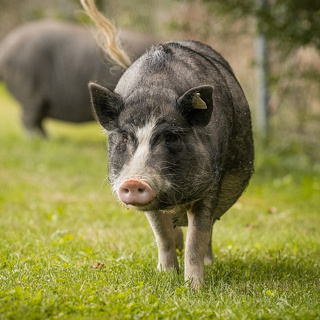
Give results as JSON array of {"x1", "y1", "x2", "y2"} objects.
[
  {"x1": 177, "y1": 85, "x2": 213, "y2": 127},
  {"x1": 89, "y1": 82, "x2": 123, "y2": 131}
]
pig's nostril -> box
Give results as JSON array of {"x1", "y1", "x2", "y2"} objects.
[{"x1": 138, "y1": 188, "x2": 144, "y2": 193}]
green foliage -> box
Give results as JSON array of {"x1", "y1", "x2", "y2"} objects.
[
  {"x1": 199, "y1": 0, "x2": 320, "y2": 146},
  {"x1": 0, "y1": 84, "x2": 319, "y2": 319},
  {"x1": 203, "y1": 0, "x2": 320, "y2": 50},
  {"x1": 260, "y1": 0, "x2": 320, "y2": 49}
]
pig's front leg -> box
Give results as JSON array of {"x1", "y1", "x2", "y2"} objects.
[
  {"x1": 185, "y1": 203, "x2": 214, "y2": 289},
  {"x1": 145, "y1": 211, "x2": 179, "y2": 272}
]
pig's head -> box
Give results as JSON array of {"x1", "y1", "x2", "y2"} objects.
[{"x1": 89, "y1": 82, "x2": 216, "y2": 211}]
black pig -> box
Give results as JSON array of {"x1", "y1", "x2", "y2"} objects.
[
  {"x1": 0, "y1": 20, "x2": 154, "y2": 136},
  {"x1": 82, "y1": 0, "x2": 254, "y2": 288}
]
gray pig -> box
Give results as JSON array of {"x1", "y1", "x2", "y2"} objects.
[
  {"x1": 0, "y1": 20, "x2": 153, "y2": 136},
  {"x1": 89, "y1": 41, "x2": 254, "y2": 288}
]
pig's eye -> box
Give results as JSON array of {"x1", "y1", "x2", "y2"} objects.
[
  {"x1": 165, "y1": 133, "x2": 181, "y2": 147},
  {"x1": 121, "y1": 132, "x2": 128, "y2": 144}
]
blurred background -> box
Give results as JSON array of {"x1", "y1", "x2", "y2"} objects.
[
  {"x1": 0, "y1": 3, "x2": 319, "y2": 316},
  {"x1": 0, "y1": 0, "x2": 319, "y2": 162}
]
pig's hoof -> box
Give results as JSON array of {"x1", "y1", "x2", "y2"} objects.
[
  {"x1": 157, "y1": 262, "x2": 179, "y2": 273},
  {"x1": 185, "y1": 277, "x2": 206, "y2": 290}
]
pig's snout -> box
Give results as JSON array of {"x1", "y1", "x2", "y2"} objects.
[{"x1": 118, "y1": 179, "x2": 154, "y2": 206}]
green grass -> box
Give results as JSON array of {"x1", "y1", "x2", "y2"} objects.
[{"x1": 0, "y1": 83, "x2": 319, "y2": 319}]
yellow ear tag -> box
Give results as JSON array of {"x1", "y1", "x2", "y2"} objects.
[{"x1": 192, "y1": 93, "x2": 207, "y2": 110}]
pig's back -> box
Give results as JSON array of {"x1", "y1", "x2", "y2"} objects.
[{"x1": 174, "y1": 40, "x2": 235, "y2": 76}]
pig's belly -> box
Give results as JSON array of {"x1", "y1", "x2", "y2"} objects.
[{"x1": 164, "y1": 206, "x2": 189, "y2": 227}]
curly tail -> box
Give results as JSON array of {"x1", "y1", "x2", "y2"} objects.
[{"x1": 80, "y1": 0, "x2": 131, "y2": 69}]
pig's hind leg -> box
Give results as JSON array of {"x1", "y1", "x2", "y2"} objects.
[
  {"x1": 145, "y1": 211, "x2": 179, "y2": 272},
  {"x1": 204, "y1": 227, "x2": 214, "y2": 265},
  {"x1": 21, "y1": 99, "x2": 48, "y2": 137},
  {"x1": 173, "y1": 226, "x2": 184, "y2": 252}
]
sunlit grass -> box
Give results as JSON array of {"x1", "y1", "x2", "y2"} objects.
[{"x1": 0, "y1": 83, "x2": 319, "y2": 319}]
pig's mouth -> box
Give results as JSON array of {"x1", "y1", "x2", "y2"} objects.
[
  {"x1": 115, "y1": 177, "x2": 191, "y2": 211},
  {"x1": 121, "y1": 193, "x2": 191, "y2": 212},
  {"x1": 125, "y1": 202, "x2": 156, "y2": 211},
  {"x1": 123, "y1": 200, "x2": 170, "y2": 212}
]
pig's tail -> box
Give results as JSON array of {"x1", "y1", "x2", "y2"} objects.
[{"x1": 80, "y1": 0, "x2": 131, "y2": 69}]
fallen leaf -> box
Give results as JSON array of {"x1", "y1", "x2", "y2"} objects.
[{"x1": 90, "y1": 262, "x2": 106, "y2": 269}]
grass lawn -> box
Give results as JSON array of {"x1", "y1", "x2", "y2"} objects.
[{"x1": 0, "y1": 83, "x2": 319, "y2": 319}]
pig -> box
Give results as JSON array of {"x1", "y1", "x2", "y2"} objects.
[
  {"x1": 0, "y1": 20, "x2": 154, "y2": 136},
  {"x1": 82, "y1": 0, "x2": 254, "y2": 288}
]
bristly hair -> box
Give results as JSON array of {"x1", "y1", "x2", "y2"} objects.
[{"x1": 145, "y1": 44, "x2": 173, "y2": 71}]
